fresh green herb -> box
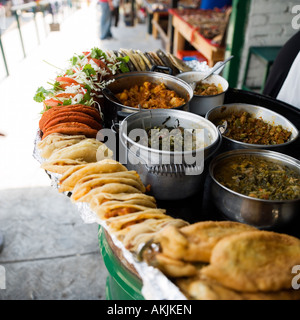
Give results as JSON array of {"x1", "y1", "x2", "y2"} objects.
[
  {"x1": 91, "y1": 47, "x2": 107, "y2": 60},
  {"x1": 33, "y1": 86, "x2": 52, "y2": 103},
  {"x1": 62, "y1": 99, "x2": 72, "y2": 106},
  {"x1": 117, "y1": 56, "x2": 130, "y2": 73},
  {"x1": 65, "y1": 68, "x2": 74, "y2": 76},
  {"x1": 70, "y1": 56, "x2": 78, "y2": 66},
  {"x1": 82, "y1": 64, "x2": 96, "y2": 77},
  {"x1": 53, "y1": 81, "x2": 62, "y2": 91}
]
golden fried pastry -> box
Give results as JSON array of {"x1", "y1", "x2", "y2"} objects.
[
  {"x1": 37, "y1": 133, "x2": 86, "y2": 159},
  {"x1": 106, "y1": 209, "x2": 168, "y2": 231},
  {"x1": 48, "y1": 139, "x2": 106, "y2": 163},
  {"x1": 92, "y1": 201, "x2": 156, "y2": 219},
  {"x1": 176, "y1": 275, "x2": 244, "y2": 300},
  {"x1": 89, "y1": 192, "x2": 156, "y2": 207},
  {"x1": 75, "y1": 183, "x2": 143, "y2": 202},
  {"x1": 155, "y1": 221, "x2": 256, "y2": 263},
  {"x1": 90, "y1": 193, "x2": 157, "y2": 212},
  {"x1": 176, "y1": 275, "x2": 300, "y2": 300},
  {"x1": 59, "y1": 159, "x2": 128, "y2": 192},
  {"x1": 71, "y1": 176, "x2": 146, "y2": 201},
  {"x1": 115, "y1": 218, "x2": 188, "y2": 252},
  {"x1": 40, "y1": 159, "x2": 88, "y2": 174},
  {"x1": 200, "y1": 230, "x2": 300, "y2": 292},
  {"x1": 146, "y1": 253, "x2": 200, "y2": 278}
]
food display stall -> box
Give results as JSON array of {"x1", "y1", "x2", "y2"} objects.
[
  {"x1": 33, "y1": 46, "x2": 300, "y2": 300},
  {"x1": 168, "y1": 8, "x2": 231, "y2": 66}
]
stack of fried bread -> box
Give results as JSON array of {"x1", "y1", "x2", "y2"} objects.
[
  {"x1": 37, "y1": 133, "x2": 112, "y2": 174},
  {"x1": 39, "y1": 104, "x2": 103, "y2": 140},
  {"x1": 139, "y1": 221, "x2": 300, "y2": 300},
  {"x1": 58, "y1": 159, "x2": 187, "y2": 245},
  {"x1": 56, "y1": 160, "x2": 300, "y2": 300}
]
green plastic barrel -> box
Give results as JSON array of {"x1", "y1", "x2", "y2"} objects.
[{"x1": 98, "y1": 226, "x2": 144, "y2": 300}]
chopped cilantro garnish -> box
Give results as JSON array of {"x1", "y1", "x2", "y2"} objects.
[
  {"x1": 70, "y1": 56, "x2": 78, "y2": 66},
  {"x1": 116, "y1": 56, "x2": 130, "y2": 73},
  {"x1": 83, "y1": 64, "x2": 96, "y2": 77},
  {"x1": 91, "y1": 47, "x2": 107, "y2": 60},
  {"x1": 33, "y1": 86, "x2": 52, "y2": 103},
  {"x1": 62, "y1": 99, "x2": 72, "y2": 106}
]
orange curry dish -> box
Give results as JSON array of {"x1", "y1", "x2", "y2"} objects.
[{"x1": 116, "y1": 81, "x2": 186, "y2": 109}]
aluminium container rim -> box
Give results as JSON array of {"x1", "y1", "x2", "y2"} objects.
[
  {"x1": 209, "y1": 148, "x2": 300, "y2": 204},
  {"x1": 205, "y1": 103, "x2": 299, "y2": 148},
  {"x1": 104, "y1": 71, "x2": 194, "y2": 112},
  {"x1": 176, "y1": 71, "x2": 229, "y2": 98},
  {"x1": 119, "y1": 109, "x2": 220, "y2": 157}
]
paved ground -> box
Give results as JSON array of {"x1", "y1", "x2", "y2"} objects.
[{"x1": 0, "y1": 0, "x2": 162, "y2": 300}]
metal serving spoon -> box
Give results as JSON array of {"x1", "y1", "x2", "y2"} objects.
[{"x1": 190, "y1": 55, "x2": 234, "y2": 90}]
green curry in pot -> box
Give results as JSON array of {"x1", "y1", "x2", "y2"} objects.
[{"x1": 214, "y1": 155, "x2": 300, "y2": 201}]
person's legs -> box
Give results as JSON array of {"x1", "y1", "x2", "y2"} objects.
[
  {"x1": 99, "y1": 2, "x2": 112, "y2": 40},
  {"x1": 113, "y1": 7, "x2": 119, "y2": 27}
]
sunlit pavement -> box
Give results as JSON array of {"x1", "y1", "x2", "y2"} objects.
[{"x1": 0, "y1": 1, "x2": 162, "y2": 299}]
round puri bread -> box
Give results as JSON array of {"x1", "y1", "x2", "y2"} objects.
[
  {"x1": 39, "y1": 104, "x2": 102, "y2": 130},
  {"x1": 200, "y1": 230, "x2": 300, "y2": 292},
  {"x1": 155, "y1": 220, "x2": 256, "y2": 263},
  {"x1": 42, "y1": 112, "x2": 102, "y2": 131},
  {"x1": 42, "y1": 122, "x2": 98, "y2": 140}
]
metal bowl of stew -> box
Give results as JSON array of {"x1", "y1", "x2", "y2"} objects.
[
  {"x1": 119, "y1": 109, "x2": 221, "y2": 200},
  {"x1": 102, "y1": 71, "x2": 194, "y2": 117},
  {"x1": 176, "y1": 71, "x2": 229, "y2": 116},
  {"x1": 206, "y1": 103, "x2": 299, "y2": 153},
  {"x1": 209, "y1": 149, "x2": 300, "y2": 229}
]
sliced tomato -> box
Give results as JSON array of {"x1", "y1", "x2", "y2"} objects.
[
  {"x1": 55, "y1": 93, "x2": 77, "y2": 98},
  {"x1": 56, "y1": 76, "x2": 80, "y2": 89},
  {"x1": 90, "y1": 58, "x2": 112, "y2": 75},
  {"x1": 43, "y1": 98, "x2": 63, "y2": 107}
]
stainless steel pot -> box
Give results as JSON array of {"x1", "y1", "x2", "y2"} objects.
[
  {"x1": 209, "y1": 149, "x2": 300, "y2": 229},
  {"x1": 206, "y1": 103, "x2": 299, "y2": 153},
  {"x1": 119, "y1": 109, "x2": 221, "y2": 200},
  {"x1": 176, "y1": 71, "x2": 229, "y2": 116},
  {"x1": 103, "y1": 71, "x2": 194, "y2": 116}
]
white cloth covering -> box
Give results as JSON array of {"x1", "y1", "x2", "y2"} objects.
[{"x1": 276, "y1": 51, "x2": 300, "y2": 110}]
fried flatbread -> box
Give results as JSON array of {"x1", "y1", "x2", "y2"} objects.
[
  {"x1": 37, "y1": 133, "x2": 86, "y2": 159},
  {"x1": 71, "y1": 176, "x2": 146, "y2": 201},
  {"x1": 61, "y1": 171, "x2": 143, "y2": 193},
  {"x1": 89, "y1": 192, "x2": 156, "y2": 208},
  {"x1": 42, "y1": 122, "x2": 98, "y2": 140},
  {"x1": 176, "y1": 275, "x2": 300, "y2": 300},
  {"x1": 74, "y1": 171, "x2": 144, "y2": 191},
  {"x1": 42, "y1": 113, "x2": 102, "y2": 131},
  {"x1": 74, "y1": 183, "x2": 142, "y2": 203},
  {"x1": 201, "y1": 230, "x2": 300, "y2": 292},
  {"x1": 148, "y1": 253, "x2": 200, "y2": 278},
  {"x1": 92, "y1": 201, "x2": 156, "y2": 220},
  {"x1": 106, "y1": 209, "x2": 168, "y2": 231},
  {"x1": 116, "y1": 218, "x2": 188, "y2": 252},
  {"x1": 39, "y1": 104, "x2": 102, "y2": 129},
  {"x1": 40, "y1": 159, "x2": 87, "y2": 174},
  {"x1": 155, "y1": 221, "x2": 256, "y2": 262},
  {"x1": 166, "y1": 53, "x2": 193, "y2": 72},
  {"x1": 59, "y1": 159, "x2": 127, "y2": 191},
  {"x1": 48, "y1": 139, "x2": 104, "y2": 163}
]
